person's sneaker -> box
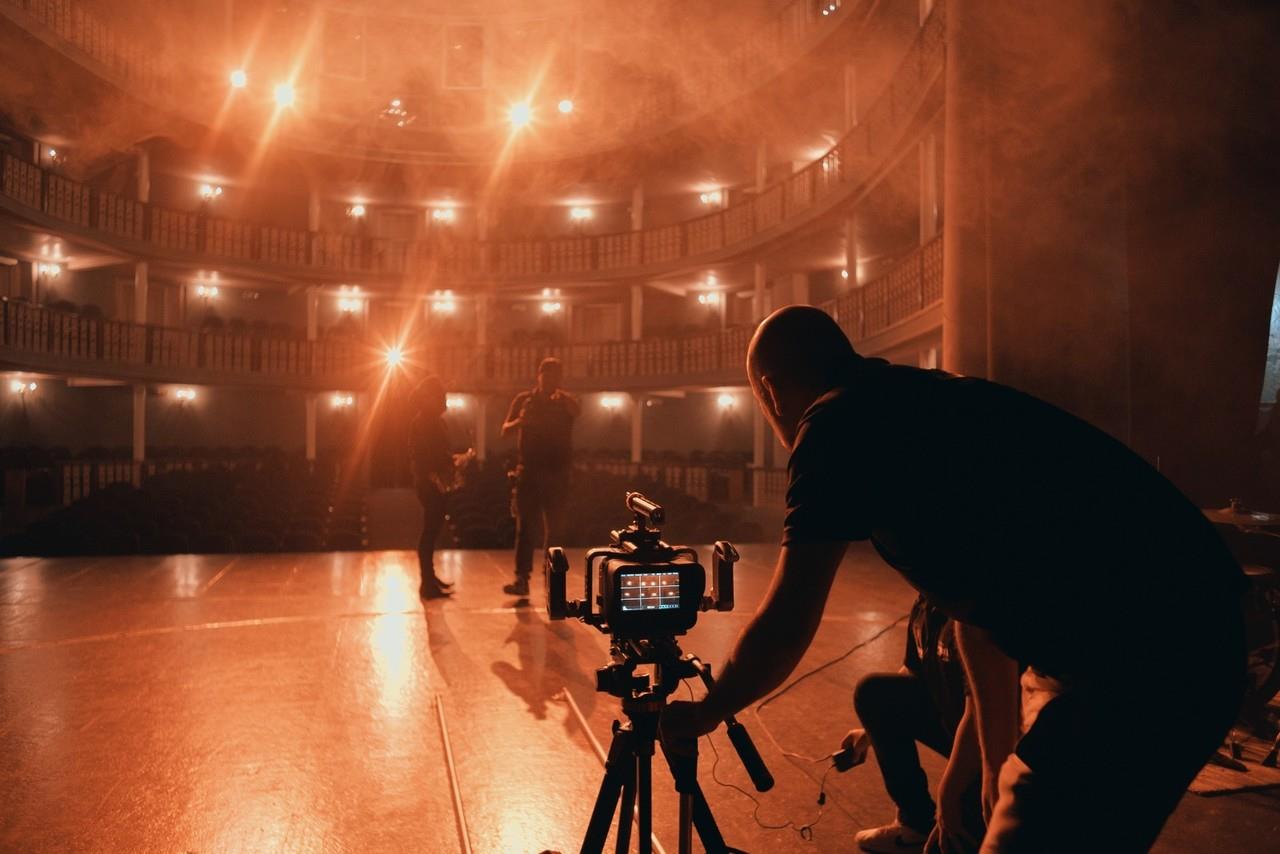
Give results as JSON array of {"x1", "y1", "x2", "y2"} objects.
[
  {"x1": 854, "y1": 821, "x2": 931, "y2": 853},
  {"x1": 503, "y1": 578, "x2": 530, "y2": 597}
]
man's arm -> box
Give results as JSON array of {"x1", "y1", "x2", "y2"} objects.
[
  {"x1": 668, "y1": 541, "x2": 848, "y2": 734},
  {"x1": 501, "y1": 393, "x2": 527, "y2": 437},
  {"x1": 954, "y1": 622, "x2": 1021, "y2": 819}
]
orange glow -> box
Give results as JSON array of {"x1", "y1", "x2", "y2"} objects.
[
  {"x1": 557, "y1": 98, "x2": 574, "y2": 114},
  {"x1": 717, "y1": 393, "x2": 736, "y2": 410},
  {"x1": 273, "y1": 82, "x2": 296, "y2": 108},
  {"x1": 229, "y1": 69, "x2": 247, "y2": 88},
  {"x1": 385, "y1": 347, "x2": 404, "y2": 368}
]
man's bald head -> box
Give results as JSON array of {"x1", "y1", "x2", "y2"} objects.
[{"x1": 748, "y1": 305, "x2": 859, "y2": 392}]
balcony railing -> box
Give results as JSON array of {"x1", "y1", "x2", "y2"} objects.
[
  {"x1": 0, "y1": 238, "x2": 941, "y2": 391},
  {"x1": 0, "y1": 4, "x2": 944, "y2": 283}
]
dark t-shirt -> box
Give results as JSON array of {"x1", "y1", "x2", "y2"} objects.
[
  {"x1": 783, "y1": 359, "x2": 1245, "y2": 679},
  {"x1": 410, "y1": 411, "x2": 452, "y2": 494},
  {"x1": 507, "y1": 389, "x2": 577, "y2": 474}
]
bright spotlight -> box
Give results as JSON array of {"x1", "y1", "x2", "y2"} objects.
[
  {"x1": 229, "y1": 69, "x2": 247, "y2": 88},
  {"x1": 541, "y1": 301, "x2": 563, "y2": 315},
  {"x1": 174, "y1": 387, "x2": 197, "y2": 402},
  {"x1": 9, "y1": 379, "x2": 27, "y2": 394},
  {"x1": 446, "y1": 395, "x2": 466, "y2": 410},
  {"x1": 508, "y1": 101, "x2": 533, "y2": 128},
  {"x1": 697, "y1": 292, "x2": 721, "y2": 306},
  {"x1": 717, "y1": 393, "x2": 736, "y2": 411},
  {"x1": 558, "y1": 98, "x2": 574, "y2": 114},
  {"x1": 199, "y1": 183, "x2": 223, "y2": 201},
  {"x1": 332, "y1": 393, "x2": 355, "y2": 408},
  {"x1": 273, "y1": 82, "x2": 296, "y2": 108},
  {"x1": 841, "y1": 269, "x2": 850, "y2": 280},
  {"x1": 431, "y1": 208, "x2": 456, "y2": 223},
  {"x1": 600, "y1": 395, "x2": 623, "y2": 411},
  {"x1": 699, "y1": 190, "x2": 722, "y2": 206},
  {"x1": 385, "y1": 346, "x2": 404, "y2": 367},
  {"x1": 337, "y1": 297, "x2": 362, "y2": 313},
  {"x1": 37, "y1": 262, "x2": 62, "y2": 278},
  {"x1": 196, "y1": 284, "x2": 219, "y2": 298},
  {"x1": 568, "y1": 206, "x2": 593, "y2": 222},
  {"x1": 347, "y1": 204, "x2": 366, "y2": 219}
]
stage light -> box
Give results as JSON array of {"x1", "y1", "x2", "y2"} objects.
[
  {"x1": 431, "y1": 208, "x2": 456, "y2": 223},
  {"x1": 821, "y1": 1, "x2": 840, "y2": 16},
  {"x1": 699, "y1": 190, "x2": 722, "y2": 206},
  {"x1": 697, "y1": 292, "x2": 722, "y2": 306},
  {"x1": 9, "y1": 379, "x2": 37, "y2": 394},
  {"x1": 569, "y1": 206, "x2": 593, "y2": 222},
  {"x1": 196, "y1": 284, "x2": 219, "y2": 298},
  {"x1": 37, "y1": 262, "x2": 61, "y2": 278},
  {"x1": 508, "y1": 101, "x2": 532, "y2": 128},
  {"x1": 430, "y1": 290, "x2": 457, "y2": 314},
  {"x1": 174, "y1": 387, "x2": 197, "y2": 402},
  {"x1": 558, "y1": 98, "x2": 574, "y2": 114},
  {"x1": 274, "y1": 82, "x2": 296, "y2": 108},
  {"x1": 841, "y1": 269, "x2": 849, "y2": 280},
  {"x1": 199, "y1": 183, "x2": 223, "y2": 201},
  {"x1": 446, "y1": 395, "x2": 466, "y2": 410},
  {"x1": 347, "y1": 204, "x2": 366, "y2": 219},
  {"x1": 47, "y1": 148, "x2": 57, "y2": 159},
  {"x1": 337, "y1": 297, "x2": 362, "y2": 313},
  {"x1": 717, "y1": 393, "x2": 736, "y2": 411},
  {"x1": 600, "y1": 395, "x2": 623, "y2": 411},
  {"x1": 332, "y1": 393, "x2": 355, "y2": 408},
  {"x1": 229, "y1": 69, "x2": 247, "y2": 88},
  {"x1": 385, "y1": 346, "x2": 403, "y2": 367},
  {"x1": 541, "y1": 300, "x2": 563, "y2": 315}
]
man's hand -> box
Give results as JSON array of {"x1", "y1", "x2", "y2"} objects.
[
  {"x1": 660, "y1": 699, "x2": 718, "y2": 743},
  {"x1": 928, "y1": 753, "x2": 981, "y2": 853}
]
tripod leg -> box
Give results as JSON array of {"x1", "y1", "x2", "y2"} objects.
[
  {"x1": 581, "y1": 727, "x2": 637, "y2": 854},
  {"x1": 615, "y1": 767, "x2": 635, "y2": 854},
  {"x1": 660, "y1": 736, "x2": 729, "y2": 854},
  {"x1": 678, "y1": 793, "x2": 693, "y2": 854},
  {"x1": 637, "y1": 748, "x2": 653, "y2": 854}
]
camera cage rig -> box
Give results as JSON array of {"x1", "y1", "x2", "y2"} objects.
[{"x1": 545, "y1": 491, "x2": 739, "y2": 640}]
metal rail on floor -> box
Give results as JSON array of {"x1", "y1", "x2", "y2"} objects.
[{"x1": 435, "y1": 694, "x2": 474, "y2": 854}]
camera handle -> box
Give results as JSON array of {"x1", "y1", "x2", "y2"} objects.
[{"x1": 682, "y1": 655, "x2": 775, "y2": 793}]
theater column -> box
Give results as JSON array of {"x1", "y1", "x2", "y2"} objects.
[
  {"x1": 844, "y1": 214, "x2": 858, "y2": 284},
  {"x1": 304, "y1": 289, "x2": 319, "y2": 464},
  {"x1": 919, "y1": 133, "x2": 939, "y2": 245},
  {"x1": 474, "y1": 396, "x2": 488, "y2": 463},
  {"x1": 131, "y1": 260, "x2": 148, "y2": 485},
  {"x1": 630, "y1": 393, "x2": 644, "y2": 464},
  {"x1": 943, "y1": 0, "x2": 1131, "y2": 446}
]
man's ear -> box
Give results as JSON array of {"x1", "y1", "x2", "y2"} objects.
[{"x1": 760, "y1": 375, "x2": 785, "y2": 419}]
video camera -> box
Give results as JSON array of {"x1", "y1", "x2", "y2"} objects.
[{"x1": 545, "y1": 491, "x2": 739, "y2": 640}]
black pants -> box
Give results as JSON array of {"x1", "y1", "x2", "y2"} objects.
[
  {"x1": 983, "y1": 606, "x2": 1246, "y2": 852},
  {"x1": 417, "y1": 484, "x2": 447, "y2": 587},
  {"x1": 854, "y1": 672, "x2": 982, "y2": 839},
  {"x1": 513, "y1": 473, "x2": 566, "y2": 581}
]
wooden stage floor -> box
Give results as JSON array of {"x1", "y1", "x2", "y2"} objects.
[{"x1": 1, "y1": 544, "x2": 1276, "y2": 852}]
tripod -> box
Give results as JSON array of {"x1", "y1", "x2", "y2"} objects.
[{"x1": 578, "y1": 637, "x2": 771, "y2": 854}]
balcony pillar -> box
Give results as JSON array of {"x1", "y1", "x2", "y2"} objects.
[
  {"x1": 476, "y1": 293, "x2": 491, "y2": 348},
  {"x1": 135, "y1": 149, "x2": 150, "y2": 203},
  {"x1": 754, "y1": 141, "x2": 768, "y2": 193},
  {"x1": 305, "y1": 288, "x2": 319, "y2": 341},
  {"x1": 630, "y1": 283, "x2": 644, "y2": 341},
  {"x1": 630, "y1": 183, "x2": 645, "y2": 232},
  {"x1": 134, "y1": 261, "x2": 148, "y2": 324},
  {"x1": 790, "y1": 273, "x2": 809, "y2": 307},
  {"x1": 843, "y1": 63, "x2": 858, "y2": 132},
  {"x1": 305, "y1": 394, "x2": 317, "y2": 463},
  {"x1": 630, "y1": 393, "x2": 645, "y2": 464},
  {"x1": 752, "y1": 262, "x2": 768, "y2": 321},
  {"x1": 131, "y1": 384, "x2": 146, "y2": 485},
  {"x1": 307, "y1": 188, "x2": 321, "y2": 232},
  {"x1": 750, "y1": 407, "x2": 767, "y2": 508},
  {"x1": 919, "y1": 133, "x2": 939, "y2": 244},
  {"x1": 844, "y1": 214, "x2": 858, "y2": 284}
]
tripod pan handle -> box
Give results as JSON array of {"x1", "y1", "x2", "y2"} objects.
[{"x1": 725, "y1": 720, "x2": 774, "y2": 792}]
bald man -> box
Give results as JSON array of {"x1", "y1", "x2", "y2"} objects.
[{"x1": 662, "y1": 306, "x2": 1245, "y2": 852}]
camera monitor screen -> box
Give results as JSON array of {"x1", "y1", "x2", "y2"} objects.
[{"x1": 619, "y1": 570, "x2": 682, "y2": 611}]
